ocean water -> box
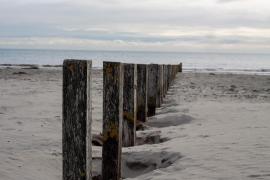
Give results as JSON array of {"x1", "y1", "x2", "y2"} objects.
[{"x1": 0, "y1": 49, "x2": 270, "y2": 75}]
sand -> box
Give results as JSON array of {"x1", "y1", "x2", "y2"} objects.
[{"x1": 0, "y1": 67, "x2": 269, "y2": 180}]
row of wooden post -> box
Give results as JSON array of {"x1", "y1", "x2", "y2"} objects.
[{"x1": 62, "y1": 60, "x2": 182, "y2": 180}]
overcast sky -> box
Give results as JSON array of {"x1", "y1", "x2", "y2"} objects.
[{"x1": 0, "y1": 0, "x2": 269, "y2": 53}]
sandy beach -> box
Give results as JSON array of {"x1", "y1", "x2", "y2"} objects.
[{"x1": 0, "y1": 67, "x2": 270, "y2": 180}]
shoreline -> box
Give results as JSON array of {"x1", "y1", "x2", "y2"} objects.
[{"x1": 1, "y1": 63, "x2": 270, "y2": 76}]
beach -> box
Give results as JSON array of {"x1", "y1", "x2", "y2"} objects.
[{"x1": 0, "y1": 67, "x2": 270, "y2": 180}]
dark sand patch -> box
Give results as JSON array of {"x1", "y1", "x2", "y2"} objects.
[
  {"x1": 122, "y1": 151, "x2": 182, "y2": 178},
  {"x1": 12, "y1": 71, "x2": 28, "y2": 75},
  {"x1": 156, "y1": 108, "x2": 179, "y2": 115},
  {"x1": 247, "y1": 174, "x2": 270, "y2": 178},
  {"x1": 92, "y1": 130, "x2": 169, "y2": 147},
  {"x1": 92, "y1": 151, "x2": 182, "y2": 179},
  {"x1": 42, "y1": 65, "x2": 62, "y2": 68},
  {"x1": 136, "y1": 130, "x2": 170, "y2": 145},
  {"x1": 146, "y1": 114, "x2": 194, "y2": 128}
]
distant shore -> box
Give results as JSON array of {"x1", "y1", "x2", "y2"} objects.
[
  {"x1": 1, "y1": 63, "x2": 270, "y2": 75},
  {"x1": 1, "y1": 48, "x2": 270, "y2": 75},
  {"x1": 0, "y1": 64, "x2": 62, "y2": 68}
]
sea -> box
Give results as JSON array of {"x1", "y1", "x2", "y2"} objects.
[{"x1": 0, "y1": 48, "x2": 270, "y2": 75}]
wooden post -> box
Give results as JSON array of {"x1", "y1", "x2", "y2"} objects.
[
  {"x1": 122, "y1": 64, "x2": 137, "y2": 147},
  {"x1": 147, "y1": 64, "x2": 158, "y2": 117},
  {"x1": 63, "y1": 60, "x2": 92, "y2": 180},
  {"x1": 102, "y1": 62, "x2": 123, "y2": 180},
  {"x1": 170, "y1": 65, "x2": 173, "y2": 85},
  {"x1": 156, "y1": 65, "x2": 163, "y2": 107},
  {"x1": 163, "y1": 65, "x2": 167, "y2": 95},
  {"x1": 167, "y1": 65, "x2": 170, "y2": 91},
  {"x1": 169, "y1": 65, "x2": 172, "y2": 85},
  {"x1": 173, "y1": 65, "x2": 175, "y2": 80},
  {"x1": 173, "y1": 65, "x2": 176, "y2": 79},
  {"x1": 172, "y1": 65, "x2": 174, "y2": 80},
  {"x1": 137, "y1": 64, "x2": 148, "y2": 122},
  {"x1": 173, "y1": 65, "x2": 176, "y2": 78},
  {"x1": 172, "y1": 65, "x2": 175, "y2": 79},
  {"x1": 162, "y1": 65, "x2": 165, "y2": 97},
  {"x1": 179, "y1": 63, "x2": 182, "y2": 72}
]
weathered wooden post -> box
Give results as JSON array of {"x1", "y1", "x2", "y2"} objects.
[
  {"x1": 147, "y1": 64, "x2": 158, "y2": 117},
  {"x1": 122, "y1": 64, "x2": 137, "y2": 147},
  {"x1": 137, "y1": 64, "x2": 148, "y2": 122},
  {"x1": 179, "y1": 63, "x2": 182, "y2": 72},
  {"x1": 102, "y1": 62, "x2": 123, "y2": 180},
  {"x1": 161, "y1": 65, "x2": 164, "y2": 99},
  {"x1": 162, "y1": 65, "x2": 165, "y2": 97},
  {"x1": 170, "y1": 65, "x2": 173, "y2": 85},
  {"x1": 63, "y1": 60, "x2": 92, "y2": 180},
  {"x1": 163, "y1": 65, "x2": 167, "y2": 95},
  {"x1": 169, "y1": 65, "x2": 172, "y2": 85},
  {"x1": 167, "y1": 65, "x2": 170, "y2": 91},
  {"x1": 173, "y1": 65, "x2": 177, "y2": 79},
  {"x1": 172, "y1": 65, "x2": 174, "y2": 81},
  {"x1": 173, "y1": 65, "x2": 175, "y2": 80},
  {"x1": 156, "y1": 65, "x2": 163, "y2": 107},
  {"x1": 172, "y1": 65, "x2": 175, "y2": 79}
]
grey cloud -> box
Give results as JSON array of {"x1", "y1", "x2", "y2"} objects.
[
  {"x1": 0, "y1": 0, "x2": 269, "y2": 52},
  {"x1": 2, "y1": 23, "x2": 269, "y2": 46},
  {"x1": 1, "y1": 1, "x2": 269, "y2": 28}
]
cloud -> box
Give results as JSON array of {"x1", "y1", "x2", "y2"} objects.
[
  {"x1": 0, "y1": 0, "x2": 269, "y2": 52},
  {"x1": 1, "y1": 30, "x2": 270, "y2": 53}
]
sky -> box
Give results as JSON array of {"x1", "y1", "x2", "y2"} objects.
[{"x1": 0, "y1": 0, "x2": 270, "y2": 53}]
